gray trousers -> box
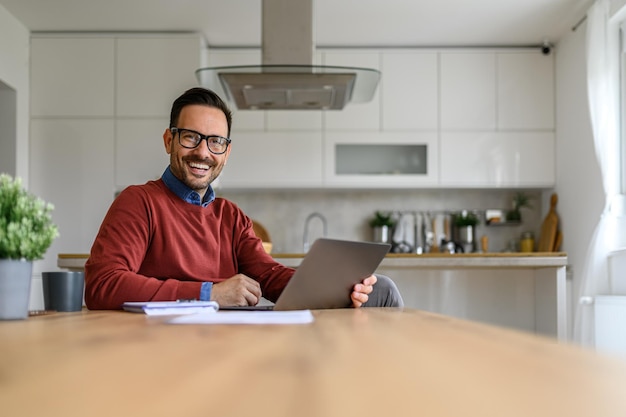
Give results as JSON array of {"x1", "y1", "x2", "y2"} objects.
[{"x1": 362, "y1": 274, "x2": 404, "y2": 308}]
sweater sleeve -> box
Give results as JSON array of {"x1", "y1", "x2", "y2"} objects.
[
  {"x1": 234, "y1": 215, "x2": 294, "y2": 303},
  {"x1": 84, "y1": 186, "x2": 202, "y2": 310}
]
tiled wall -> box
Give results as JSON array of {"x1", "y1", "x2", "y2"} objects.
[{"x1": 218, "y1": 189, "x2": 543, "y2": 254}]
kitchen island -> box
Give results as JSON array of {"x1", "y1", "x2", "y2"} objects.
[{"x1": 58, "y1": 252, "x2": 568, "y2": 340}]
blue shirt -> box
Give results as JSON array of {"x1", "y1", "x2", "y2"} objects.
[{"x1": 161, "y1": 166, "x2": 214, "y2": 300}]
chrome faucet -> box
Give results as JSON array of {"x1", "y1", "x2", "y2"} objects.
[{"x1": 303, "y1": 212, "x2": 328, "y2": 253}]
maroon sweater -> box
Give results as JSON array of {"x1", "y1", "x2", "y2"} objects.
[{"x1": 84, "y1": 180, "x2": 293, "y2": 309}]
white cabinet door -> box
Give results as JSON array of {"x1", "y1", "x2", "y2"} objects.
[
  {"x1": 115, "y1": 119, "x2": 170, "y2": 188},
  {"x1": 440, "y1": 52, "x2": 496, "y2": 130},
  {"x1": 219, "y1": 132, "x2": 323, "y2": 188},
  {"x1": 381, "y1": 51, "x2": 438, "y2": 130},
  {"x1": 497, "y1": 52, "x2": 555, "y2": 130},
  {"x1": 440, "y1": 132, "x2": 555, "y2": 187},
  {"x1": 29, "y1": 119, "x2": 115, "y2": 272},
  {"x1": 207, "y1": 49, "x2": 266, "y2": 131},
  {"x1": 324, "y1": 132, "x2": 439, "y2": 188},
  {"x1": 31, "y1": 37, "x2": 115, "y2": 117},
  {"x1": 323, "y1": 50, "x2": 381, "y2": 130},
  {"x1": 116, "y1": 35, "x2": 203, "y2": 117}
]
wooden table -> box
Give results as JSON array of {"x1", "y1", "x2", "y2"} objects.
[{"x1": 2, "y1": 308, "x2": 625, "y2": 417}]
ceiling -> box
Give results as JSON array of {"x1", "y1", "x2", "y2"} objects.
[{"x1": 0, "y1": 0, "x2": 592, "y2": 48}]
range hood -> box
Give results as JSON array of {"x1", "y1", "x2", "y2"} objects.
[{"x1": 195, "y1": 0, "x2": 380, "y2": 110}]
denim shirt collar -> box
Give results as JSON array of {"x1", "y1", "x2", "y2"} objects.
[{"x1": 161, "y1": 166, "x2": 215, "y2": 207}]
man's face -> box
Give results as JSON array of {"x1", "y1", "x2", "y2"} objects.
[{"x1": 163, "y1": 104, "x2": 231, "y2": 199}]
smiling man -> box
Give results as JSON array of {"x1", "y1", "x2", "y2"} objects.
[{"x1": 84, "y1": 87, "x2": 403, "y2": 310}]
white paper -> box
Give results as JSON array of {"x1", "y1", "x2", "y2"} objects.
[{"x1": 167, "y1": 310, "x2": 314, "y2": 325}]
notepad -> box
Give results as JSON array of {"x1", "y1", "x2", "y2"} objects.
[
  {"x1": 122, "y1": 301, "x2": 219, "y2": 316},
  {"x1": 168, "y1": 310, "x2": 314, "y2": 325}
]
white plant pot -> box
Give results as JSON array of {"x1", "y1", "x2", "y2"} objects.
[
  {"x1": 0, "y1": 259, "x2": 33, "y2": 320},
  {"x1": 372, "y1": 225, "x2": 392, "y2": 244}
]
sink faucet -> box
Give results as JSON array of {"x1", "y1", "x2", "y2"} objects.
[{"x1": 303, "y1": 212, "x2": 328, "y2": 252}]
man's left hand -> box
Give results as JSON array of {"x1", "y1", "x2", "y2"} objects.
[{"x1": 351, "y1": 274, "x2": 377, "y2": 308}]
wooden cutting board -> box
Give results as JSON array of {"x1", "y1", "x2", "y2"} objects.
[{"x1": 538, "y1": 193, "x2": 559, "y2": 252}]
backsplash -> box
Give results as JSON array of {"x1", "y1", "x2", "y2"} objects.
[{"x1": 217, "y1": 189, "x2": 543, "y2": 254}]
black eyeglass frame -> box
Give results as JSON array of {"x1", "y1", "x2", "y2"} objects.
[{"x1": 170, "y1": 127, "x2": 232, "y2": 155}]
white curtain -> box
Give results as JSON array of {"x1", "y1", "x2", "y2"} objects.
[{"x1": 574, "y1": 0, "x2": 625, "y2": 346}]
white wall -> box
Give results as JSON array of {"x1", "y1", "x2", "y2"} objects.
[{"x1": 0, "y1": 4, "x2": 29, "y2": 181}]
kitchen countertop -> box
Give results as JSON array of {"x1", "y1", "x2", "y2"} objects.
[
  {"x1": 272, "y1": 252, "x2": 567, "y2": 268},
  {"x1": 58, "y1": 252, "x2": 568, "y2": 270}
]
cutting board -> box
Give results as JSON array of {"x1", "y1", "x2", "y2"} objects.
[{"x1": 538, "y1": 193, "x2": 559, "y2": 252}]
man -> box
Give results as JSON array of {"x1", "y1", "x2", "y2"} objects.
[{"x1": 85, "y1": 87, "x2": 403, "y2": 309}]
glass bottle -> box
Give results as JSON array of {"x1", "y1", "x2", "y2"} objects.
[{"x1": 520, "y1": 231, "x2": 535, "y2": 253}]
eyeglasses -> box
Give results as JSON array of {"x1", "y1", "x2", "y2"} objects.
[{"x1": 170, "y1": 127, "x2": 231, "y2": 155}]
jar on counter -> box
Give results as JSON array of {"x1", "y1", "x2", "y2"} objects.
[{"x1": 520, "y1": 231, "x2": 535, "y2": 253}]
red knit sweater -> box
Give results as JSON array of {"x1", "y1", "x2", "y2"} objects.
[{"x1": 84, "y1": 180, "x2": 293, "y2": 309}]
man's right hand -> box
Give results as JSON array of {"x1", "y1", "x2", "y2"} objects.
[{"x1": 210, "y1": 274, "x2": 262, "y2": 306}]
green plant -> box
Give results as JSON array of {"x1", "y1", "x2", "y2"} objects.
[
  {"x1": 0, "y1": 174, "x2": 59, "y2": 260},
  {"x1": 505, "y1": 192, "x2": 533, "y2": 222},
  {"x1": 369, "y1": 211, "x2": 395, "y2": 228},
  {"x1": 453, "y1": 211, "x2": 479, "y2": 227}
]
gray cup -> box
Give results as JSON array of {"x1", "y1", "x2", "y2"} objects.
[{"x1": 42, "y1": 271, "x2": 85, "y2": 312}]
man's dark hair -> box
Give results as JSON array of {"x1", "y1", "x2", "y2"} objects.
[{"x1": 169, "y1": 87, "x2": 233, "y2": 137}]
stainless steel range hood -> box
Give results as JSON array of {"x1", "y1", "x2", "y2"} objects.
[{"x1": 195, "y1": 0, "x2": 380, "y2": 110}]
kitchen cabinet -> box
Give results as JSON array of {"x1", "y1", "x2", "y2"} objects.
[
  {"x1": 381, "y1": 51, "x2": 438, "y2": 130},
  {"x1": 440, "y1": 131, "x2": 555, "y2": 187},
  {"x1": 441, "y1": 51, "x2": 497, "y2": 130},
  {"x1": 324, "y1": 132, "x2": 439, "y2": 188},
  {"x1": 116, "y1": 36, "x2": 203, "y2": 117},
  {"x1": 440, "y1": 50, "x2": 555, "y2": 187},
  {"x1": 497, "y1": 52, "x2": 555, "y2": 130},
  {"x1": 273, "y1": 253, "x2": 568, "y2": 340},
  {"x1": 29, "y1": 33, "x2": 205, "y2": 277},
  {"x1": 115, "y1": 119, "x2": 170, "y2": 188},
  {"x1": 323, "y1": 50, "x2": 381, "y2": 130},
  {"x1": 29, "y1": 119, "x2": 115, "y2": 273},
  {"x1": 440, "y1": 50, "x2": 554, "y2": 131},
  {"x1": 30, "y1": 37, "x2": 115, "y2": 117},
  {"x1": 218, "y1": 131, "x2": 323, "y2": 189}
]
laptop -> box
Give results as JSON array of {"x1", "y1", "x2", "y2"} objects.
[{"x1": 221, "y1": 238, "x2": 391, "y2": 311}]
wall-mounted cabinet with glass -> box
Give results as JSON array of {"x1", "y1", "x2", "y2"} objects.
[{"x1": 324, "y1": 132, "x2": 438, "y2": 188}]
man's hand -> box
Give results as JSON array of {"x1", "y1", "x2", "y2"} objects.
[
  {"x1": 210, "y1": 274, "x2": 262, "y2": 306},
  {"x1": 351, "y1": 274, "x2": 377, "y2": 308}
]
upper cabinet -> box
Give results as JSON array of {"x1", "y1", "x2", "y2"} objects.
[
  {"x1": 497, "y1": 52, "x2": 554, "y2": 130},
  {"x1": 438, "y1": 50, "x2": 555, "y2": 187},
  {"x1": 381, "y1": 51, "x2": 438, "y2": 130},
  {"x1": 440, "y1": 50, "x2": 554, "y2": 131},
  {"x1": 323, "y1": 50, "x2": 381, "y2": 131},
  {"x1": 116, "y1": 36, "x2": 203, "y2": 117},
  {"x1": 31, "y1": 37, "x2": 115, "y2": 117},
  {"x1": 31, "y1": 38, "x2": 555, "y2": 192},
  {"x1": 30, "y1": 33, "x2": 204, "y2": 191},
  {"x1": 440, "y1": 52, "x2": 497, "y2": 130},
  {"x1": 218, "y1": 131, "x2": 323, "y2": 189}
]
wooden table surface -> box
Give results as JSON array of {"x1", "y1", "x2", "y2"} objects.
[{"x1": 1, "y1": 308, "x2": 625, "y2": 417}]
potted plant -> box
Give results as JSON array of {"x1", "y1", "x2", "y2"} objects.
[
  {"x1": 369, "y1": 211, "x2": 395, "y2": 244},
  {"x1": 453, "y1": 210, "x2": 479, "y2": 228},
  {"x1": 505, "y1": 192, "x2": 532, "y2": 222},
  {"x1": 0, "y1": 174, "x2": 59, "y2": 320},
  {"x1": 452, "y1": 210, "x2": 480, "y2": 253}
]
